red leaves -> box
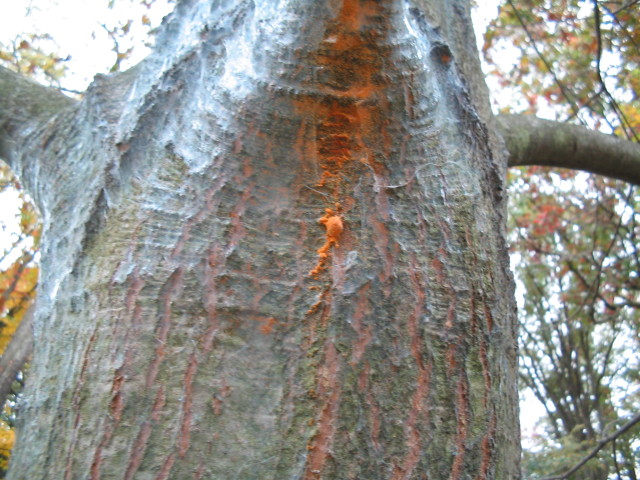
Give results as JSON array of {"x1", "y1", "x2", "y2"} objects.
[{"x1": 531, "y1": 204, "x2": 565, "y2": 236}]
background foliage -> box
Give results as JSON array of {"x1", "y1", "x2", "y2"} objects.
[
  {"x1": 485, "y1": 1, "x2": 640, "y2": 478},
  {"x1": 0, "y1": 166, "x2": 39, "y2": 476}
]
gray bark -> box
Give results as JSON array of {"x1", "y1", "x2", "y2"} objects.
[
  {"x1": 2, "y1": 0, "x2": 521, "y2": 478},
  {"x1": 497, "y1": 113, "x2": 640, "y2": 185},
  {"x1": 0, "y1": 67, "x2": 76, "y2": 166}
]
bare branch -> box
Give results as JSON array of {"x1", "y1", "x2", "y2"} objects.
[
  {"x1": 496, "y1": 114, "x2": 640, "y2": 185},
  {"x1": 0, "y1": 65, "x2": 76, "y2": 167},
  {"x1": 592, "y1": 0, "x2": 638, "y2": 142},
  {"x1": 540, "y1": 411, "x2": 640, "y2": 480},
  {"x1": 0, "y1": 304, "x2": 33, "y2": 409}
]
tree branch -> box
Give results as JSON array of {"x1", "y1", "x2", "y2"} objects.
[
  {"x1": 0, "y1": 305, "x2": 33, "y2": 409},
  {"x1": 539, "y1": 411, "x2": 640, "y2": 480},
  {"x1": 0, "y1": 66, "x2": 76, "y2": 168},
  {"x1": 496, "y1": 114, "x2": 640, "y2": 185}
]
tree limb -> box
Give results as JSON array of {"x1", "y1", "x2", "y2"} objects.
[
  {"x1": 496, "y1": 113, "x2": 640, "y2": 185},
  {"x1": 0, "y1": 305, "x2": 33, "y2": 409},
  {"x1": 0, "y1": 65, "x2": 76, "y2": 167},
  {"x1": 539, "y1": 411, "x2": 640, "y2": 480}
]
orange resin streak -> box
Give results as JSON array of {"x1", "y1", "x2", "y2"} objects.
[{"x1": 309, "y1": 208, "x2": 343, "y2": 277}]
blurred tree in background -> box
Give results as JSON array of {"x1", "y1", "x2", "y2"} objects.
[
  {"x1": 485, "y1": 1, "x2": 639, "y2": 478},
  {"x1": 0, "y1": 166, "x2": 39, "y2": 476}
]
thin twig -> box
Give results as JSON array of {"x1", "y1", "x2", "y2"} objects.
[
  {"x1": 506, "y1": 0, "x2": 582, "y2": 121},
  {"x1": 539, "y1": 412, "x2": 640, "y2": 480},
  {"x1": 592, "y1": 0, "x2": 639, "y2": 143},
  {"x1": 611, "y1": 0, "x2": 640, "y2": 16}
]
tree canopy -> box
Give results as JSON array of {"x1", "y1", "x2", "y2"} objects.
[{"x1": 485, "y1": 1, "x2": 640, "y2": 478}]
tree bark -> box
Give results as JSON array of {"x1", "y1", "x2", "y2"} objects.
[
  {"x1": 0, "y1": 67, "x2": 76, "y2": 165},
  {"x1": 497, "y1": 113, "x2": 640, "y2": 185},
  {"x1": 2, "y1": 0, "x2": 522, "y2": 478}
]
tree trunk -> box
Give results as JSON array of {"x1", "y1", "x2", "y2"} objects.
[{"x1": 4, "y1": 0, "x2": 519, "y2": 478}]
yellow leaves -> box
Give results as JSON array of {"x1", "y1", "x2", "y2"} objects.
[
  {"x1": 19, "y1": 203, "x2": 40, "y2": 241},
  {"x1": 0, "y1": 35, "x2": 68, "y2": 83},
  {"x1": 0, "y1": 165, "x2": 39, "y2": 473},
  {"x1": 0, "y1": 403, "x2": 16, "y2": 473},
  {"x1": 0, "y1": 262, "x2": 38, "y2": 355},
  {"x1": 627, "y1": 69, "x2": 640, "y2": 104},
  {"x1": 0, "y1": 263, "x2": 37, "y2": 299},
  {"x1": 0, "y1": 421, "x2": 14, "y2": 472},
  {"x1": 121, "y1": 20, "x2": 133, "y2": 35},
  {"x1": 615, "y1": 102, "x2": 640, "y2": 138},
  {"x1": 0, "y1": 166, "x2": 40, "y2": 356},
  {"x1": 482, "y1": 0, "x2": 640, "y2": 124}
]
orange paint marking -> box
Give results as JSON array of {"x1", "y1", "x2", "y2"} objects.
[{"x1": 309, "y1": 208, "x2": 344, "y2": 277}]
